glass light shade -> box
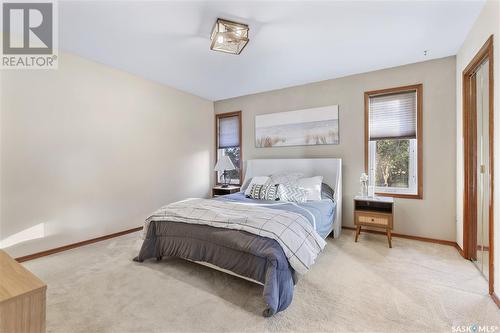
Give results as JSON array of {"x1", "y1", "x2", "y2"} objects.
[{"x1": 210, "y1": 18, "x2": 249, "y2": 55}]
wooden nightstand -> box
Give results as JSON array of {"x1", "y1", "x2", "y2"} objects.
[
  {"x1": 212, "y1": 185, "x2": 240, "y2": 197},
  {"x1": 353, "y1": 196, "x2": 394, "y2": 248}
]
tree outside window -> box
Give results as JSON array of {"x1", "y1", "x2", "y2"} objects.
[{"x1": 375, "y1": 139, "x2": 409, "y2": 188}]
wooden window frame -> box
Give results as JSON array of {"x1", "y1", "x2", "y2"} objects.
[
  {"x1": 462, "y1": 35, "x2": 494, "y2": 295},
  {"x1": 364, "y1": 84, "x2": 423, "y2": 199},
  {"x1": 215, "y1": 111, "x2": 243, "y2": 186}
]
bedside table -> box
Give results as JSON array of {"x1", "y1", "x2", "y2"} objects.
[
  {"x1": 212, "y1": 185, "x2": 240, "y2": 197},
  {"x1": 353, "y1": 196, "x2": 394, "y2": 248}
]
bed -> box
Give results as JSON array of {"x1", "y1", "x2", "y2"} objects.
[{"x1": 134, "y1": 158, "x2": 342, "y2": 317}]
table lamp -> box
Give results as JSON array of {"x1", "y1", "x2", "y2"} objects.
[{"x1": 214, "y1": 155, "x2": 236, "y2": 188}]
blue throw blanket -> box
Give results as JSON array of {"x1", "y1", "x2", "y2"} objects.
[{"x1": 218, "y1": 192, "x2": 336, "y2": 238}]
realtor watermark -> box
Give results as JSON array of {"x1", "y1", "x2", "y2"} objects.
[
  {"x1": 452, "y1": 324, "x2": 499, "y2": 333},
  {"x1": 1, "y1": 0, "x2": 58, "y2": 69}
]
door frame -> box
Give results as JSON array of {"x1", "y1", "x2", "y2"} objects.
[{"x1": 462, "y1": 35, "x2": 494, "y2": 294}]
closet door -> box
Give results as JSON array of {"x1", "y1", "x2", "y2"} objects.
[{"x1": 473, "y1": 59, "x2": 490, "y2": 279}]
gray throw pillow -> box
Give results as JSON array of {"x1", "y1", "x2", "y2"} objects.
[{"x1": 247, "y1": 184, "x2": 279, "y2": 201}]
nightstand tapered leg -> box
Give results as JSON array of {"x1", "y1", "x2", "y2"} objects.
[
  {"x1": 355, "y1": 226, "x2": 361, "y2": 242},
  {"x1": 387, "y1": 229, "x2": 392, "y2": 248}
]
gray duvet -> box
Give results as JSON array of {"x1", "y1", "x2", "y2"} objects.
[{"x1": 134, "y1": 220, "x2": 296, "y2": 317}]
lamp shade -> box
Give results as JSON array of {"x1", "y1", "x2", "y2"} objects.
[{"x1": 214, "y1": 155, "x2": 236, "y2": 172}]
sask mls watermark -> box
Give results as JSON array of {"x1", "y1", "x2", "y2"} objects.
[
  {"x1": 452, "y1": 324, "x2": 499, "y2": 333},
  {"x1": 1, "y1": 0, "x2": 58, "y2": 69}
]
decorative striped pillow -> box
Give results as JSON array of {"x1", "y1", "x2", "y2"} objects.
[
  {"x1": 248, "y1": 184, "x2": 279, "y2": 201},
  {"x1": 277, "y1": 184, "x2": 308, "y2": 203}
]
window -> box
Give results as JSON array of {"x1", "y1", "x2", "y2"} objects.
[
  {"x1": 216, "y1": 111, "x2": 242, "y2": 185},
  {"x1": 365, "y1": 84, "x2": 423, "y2": 199}
]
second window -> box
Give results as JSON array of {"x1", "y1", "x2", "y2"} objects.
[{"x1": 365, "y1": 84, "x2": 422, "y2": 198}]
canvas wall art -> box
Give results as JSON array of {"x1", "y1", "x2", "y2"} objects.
[{"x1": 255, "y1": 105, "x2": 339, "y2": 147}]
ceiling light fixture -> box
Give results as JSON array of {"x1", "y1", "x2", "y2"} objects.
[{"x1": 210, "y1": 18, "x2": 249, "y2": 55}]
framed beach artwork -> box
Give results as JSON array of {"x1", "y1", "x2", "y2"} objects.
[{"x1": 255, "y1": 105, "x2": 339, "y2": 147}]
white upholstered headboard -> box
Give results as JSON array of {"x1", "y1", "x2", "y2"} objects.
[{"x1": 243, "y1": 158, "x2": 342, "y2": 237}]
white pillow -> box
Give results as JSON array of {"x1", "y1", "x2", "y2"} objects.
[
  {"x1": 244, "y1": 176, "x2": 271, "y2": 196},
  {"x1": 297, "y1": 176, "x2": 323, "y2": 201},
  {"x1": 269, "y1": 173, "x2": 303, "y2": 186}
]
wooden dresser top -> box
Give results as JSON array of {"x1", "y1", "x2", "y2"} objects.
[{"x1": 0, "y1": 250, "x2": 46, "y2": 303}]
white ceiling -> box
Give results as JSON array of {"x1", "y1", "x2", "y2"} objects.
[{"x1": 59, "y1": 1, "x2": 485, "y2": 101}]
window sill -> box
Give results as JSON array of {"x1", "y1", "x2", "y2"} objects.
[{"x1": 375, "y1": 192, "x2": 422, "y2": 200}]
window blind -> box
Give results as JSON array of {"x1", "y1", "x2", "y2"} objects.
[
  {"x1": 369, "y1": 91, "x2": 417, "y2": 141},
  {"x1": 218, "y1": 115, "x2": 240, "y2": 148}
]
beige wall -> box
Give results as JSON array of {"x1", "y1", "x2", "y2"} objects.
[
  {"x1": 455, "y1": 0, "x2": 499, "y2": 291},
  {"x1": 0, "y1": 52, "x2": 214, "y2": 258},
  {"x1": 215, "y1": 56, "x2": 456, "y2": 241}
]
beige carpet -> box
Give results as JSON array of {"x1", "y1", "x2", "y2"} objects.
[{"x1": 23, "y1": 230, "x2": 500, "y2": 333}]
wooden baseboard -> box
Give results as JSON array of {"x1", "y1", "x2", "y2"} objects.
[
  {"x1": 12, "y1": 225, "x2": 470, "y2": 263},
  {"x1": 15, "y1": 227, "x2": 143, "y2": 263},
  {"x1": 342, "y1": 226, "x2": 458, "y2": 247},
  {"x1": 456, "y1": 244, "x2": 465, "y2": 258},
  {"x1": 492, "y1": 292, "x2": 500, "y2": 309}
]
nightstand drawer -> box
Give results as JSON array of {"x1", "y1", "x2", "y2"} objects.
[
  {"x1": 358, "y1": 214, "x2": 388, "y2": 226},
  {"x1": 354, "y1": 211, "x2": 392, "y2": 228}
]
